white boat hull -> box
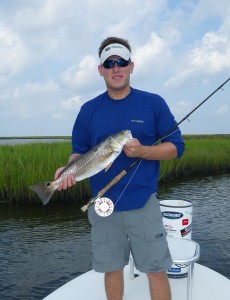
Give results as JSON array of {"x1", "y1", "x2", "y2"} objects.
[{"x1": 43, "y1": 263, "x2": 230, "y2": 300}]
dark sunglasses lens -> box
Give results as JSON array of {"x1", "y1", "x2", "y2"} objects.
[
  {"x1": 103, "y1": 59, "x2": 129, "y2": 68},
  {"x1": 103, "y1": 60, "x2": 115, "y2": 68},
  {"x1": 117, "y1": 59, "x2": 129, "y2": 67}
]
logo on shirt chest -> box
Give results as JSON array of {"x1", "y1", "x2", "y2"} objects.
[{"x1": 131, "y1": 119, "x2": 144, "y2": 123}]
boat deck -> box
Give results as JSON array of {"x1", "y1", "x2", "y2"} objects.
[{"x1": 44, "y1": 263, "x2": 230, "y2": 300}]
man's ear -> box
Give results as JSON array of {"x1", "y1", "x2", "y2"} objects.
[
  {"x1": 130, "y1": 61, "x2": 134, "y2": 74},
  {"x1": 98, "y1": 65, "x2": 104, "y2": 76}
]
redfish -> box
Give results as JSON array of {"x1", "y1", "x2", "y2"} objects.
[{"x1": 31, "y1": 130, "x2": 132, "y2": 205}]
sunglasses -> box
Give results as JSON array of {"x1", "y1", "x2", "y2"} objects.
[{"x1": 102, "y1": 59, "x2": 130, "y2": 69}]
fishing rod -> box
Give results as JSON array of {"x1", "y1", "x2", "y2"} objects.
[{"x1": 81, "y1": 77, "x2": 230, "y2": 213}]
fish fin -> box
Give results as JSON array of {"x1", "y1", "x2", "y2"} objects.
[
  {"x1": 30, "y1": 182, "x2": 57, "y2": 205},
  {"x1": 104, "y1": 162, "x2": 113, "y2": 172}
]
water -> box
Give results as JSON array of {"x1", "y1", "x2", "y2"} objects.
[
  {"x1": 0, "y1": 173, "x2": 229, "y2": 300},
  {"x1": 158, "y1": 173, "x2": 230, "y2": 279},
  {"x1": 0, "y1": 138, "x2": 70, "y2": 146},
  {"x1": 0, "y1": 207, "x2": 91, "y2": 300}
]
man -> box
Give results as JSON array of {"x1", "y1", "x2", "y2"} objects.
[{"x1": 55, "y1": 37, "x2": 185, "y2": 300}]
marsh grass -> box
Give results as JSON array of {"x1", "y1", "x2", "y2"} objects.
[
  {"x1": 0, "y1": 136, "x2": 229, "y2": 205},
  {"x1": 0, "y1": 142, "x2": 90, "y2": 204},
  {"x1": 160, "y1": 136, "x2": 230, "y2": 181}
]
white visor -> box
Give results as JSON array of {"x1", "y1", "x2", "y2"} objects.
[{"x1": 100, "y1": 43, "x2": 131, "y2": 64}]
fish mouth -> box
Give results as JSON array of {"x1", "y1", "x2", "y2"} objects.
[
  {"x1": 112, "y1": 130, "x2": 133, "y2": 150},
  {"x1": 126, "y1": 130, "x2": 132, "y2": 140}
]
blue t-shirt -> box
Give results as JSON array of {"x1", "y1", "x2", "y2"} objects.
[{"x1": 72, "y1": 88, "x2": 184, "y2": 211}]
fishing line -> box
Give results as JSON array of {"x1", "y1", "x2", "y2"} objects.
[
  {"x1": 114, "y1": 158, "x2": 143, "y2": 207},
  {"x1": 114, "y1": 127, "x2": 181, "y2": 208},
  {"x1": 81, "y1": 77, "x2": 230, "y2": 213}
]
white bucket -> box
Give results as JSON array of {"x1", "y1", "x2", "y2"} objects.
[{"x1": 160, "y1": 199, "x2": 193, "y2": 278}]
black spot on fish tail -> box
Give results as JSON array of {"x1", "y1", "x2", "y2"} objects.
[{"x1": 30, "y1": 182, "x2": 56, "y2": 205}]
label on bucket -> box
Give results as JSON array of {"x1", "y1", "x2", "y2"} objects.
[
  {"x1": 182, "y1": 219, "x2": 189, "y2": 225},
  {"x1": 168, "y1": 267, "x2": 181, "y2": 273},
  {"x1": 162, "y1": 211, "x2": 183, "y2": 219},
  {"x1": 180, "y1": 224, "x2": 192, "y2": 237}
]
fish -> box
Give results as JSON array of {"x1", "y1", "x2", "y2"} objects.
[{"x1": 30, "y1": 130, "x2": 132, "y2": 205}]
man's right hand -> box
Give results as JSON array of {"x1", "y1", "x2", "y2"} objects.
[{"x1": 54, "y1": 167, "x2": 76, "y2": 191}]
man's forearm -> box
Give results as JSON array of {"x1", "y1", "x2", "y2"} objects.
[{"x1": 140, "y1": 142, "x2": 178, "y2": 160}]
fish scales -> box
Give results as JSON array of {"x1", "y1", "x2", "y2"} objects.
[{"x1": 58, "y1": 146, "x2": 114, "y2": 182}]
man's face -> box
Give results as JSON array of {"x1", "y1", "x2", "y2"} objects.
[{"x1": 98, "y1": 55, "x2": 134, "y2": 93}]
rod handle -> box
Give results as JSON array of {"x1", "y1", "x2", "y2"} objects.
[
  {"x1": 80, "y1": 170, "x2": 127, "y2": 213},
  {"x1": 80, "y1": 205, "x2": 89, "y2": 213},
  {"x1": 99, "y1": 170, "x2": 127, "y2": 195}
]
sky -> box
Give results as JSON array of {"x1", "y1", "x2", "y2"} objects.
[{"x1": 0, "y1": 0, "x2": 230, "y2": 137}]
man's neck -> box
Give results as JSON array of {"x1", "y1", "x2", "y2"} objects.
[{"x1": 107, "y1": 86, "x2": 131, "y2": 100}]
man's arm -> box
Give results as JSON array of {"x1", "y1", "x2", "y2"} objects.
[{"x1": 123, "y1": 138, "x2": 177, "y2": 160}]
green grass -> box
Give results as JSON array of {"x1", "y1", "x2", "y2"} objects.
[
  {"x1": 0, "y1": 142, "x2": 90, "y2": 204},
  {"x1": 160, "y1": 136, "x2": 230, "y2": 181},
  {"x1": 0, "y1": 136, "x2": 229, "y2": 205}
]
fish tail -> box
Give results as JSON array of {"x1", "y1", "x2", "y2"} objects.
[{"x1": 30, "y1": 182, "x2": 57, "y2": 205}]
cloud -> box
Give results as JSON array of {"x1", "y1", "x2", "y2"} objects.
[
  {"x1": 164, "y1": 30, "x2": 230, "y2": 87},
  {"x1": 60, "y1": 55, "x2": 99, "y2": 90},
  {"x1": 0, "y1": 81, "x2": 59, "y2": 119},
  {"x1": 163, "y1": 0, "x2": 230, "y2": 88},
  {"x1": 134, "y1": 32, "x2": 169, "y2": 67},
  {"x1": 0, "y1": 23, "x2": 29, "y2": 82},
  {"x1": 171, "y1": 101, "x2": 192, "y2": 117},
  {"x1": 61, "y1": 96, "x2": 82, "y2": 111},
  {"x1": 190, "y1": 32, "x2": 230, "y2": 73},
  {"x1": 216, "y1": 104, "x2": 229, "y2": 115},
  {"x1": 131, "y1": 31, "x2": 173, "y2": 89},
  {"x1": 52, "y1": 96, "x2": 82, "y2": 120}
]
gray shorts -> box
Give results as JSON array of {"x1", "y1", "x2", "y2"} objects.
[{"x1": 87, "y1": 193, "x2": 172, "y2": 273}]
